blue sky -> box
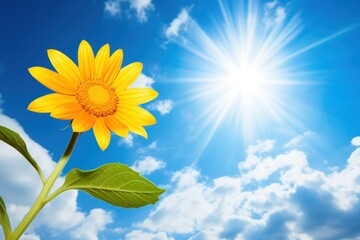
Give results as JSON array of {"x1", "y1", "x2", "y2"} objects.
[{"x1": 0, "y1": 0, "x2": 360, "y2": 239}]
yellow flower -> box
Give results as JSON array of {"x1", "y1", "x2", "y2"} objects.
[{"x1": 28, "y1": 40, "x2": 158, "y2": 150}]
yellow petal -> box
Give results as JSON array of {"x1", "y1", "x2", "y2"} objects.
[
  {"x1": 28, "y1": 94, "x2": 76, "y2": 113},
  {"x1": 112, "y1": 62, "x2": 142, "y2": 90},
  {"x1": 119, "y1": 106, "x2": 156, "y2": 126},
  {"x1": 117, "y1": 88, "x2": 158, "y2": 105},
  {"x1": 130, "y1": 124, "x2": 148, "y2": 139},
  {"x1": 95, "y1": 44, "x2": 110, "y2": 81},
  {"x1": 93, "y1": 118, "x2": 111, "y2": 150},
  {"x1": 28, "y1": 67, "x2": 76, "y2": 94},
  {"x1": 113, "y1": 112, "x2": 148, "y2": 138},
  {"x1": 72, "y1": 111, "x2": 96, "y2": 132},
  {"x1": 48, "y1": 49, "x2": 83, "y2": 85},
  {"x1": 105, "y1": 49, "x2": 123, "y2": 84},
  {"x1": 78, "y1": 40, "x2": 95, "y2": 81},
  {"x1": 105, "y1": 115, "x2": 129, "y2": 138},
  {"x1": 50, "y1": 102, "x2": 83, "y2": 120}
]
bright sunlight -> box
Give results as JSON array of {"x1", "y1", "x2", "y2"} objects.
[{"x1": 171, "y1": 0, "x2": 350, "y2": 162}]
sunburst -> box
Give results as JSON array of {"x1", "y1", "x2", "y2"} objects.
[{"x1": 170, "y1": 0, "x2": 351, "y2": 162}]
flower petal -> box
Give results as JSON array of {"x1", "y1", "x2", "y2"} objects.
[
  {"x1": 48, "y1": 49, "x2": 83, "y2": 85},
  {"x1": 28, "y1": 94, "x2": 76, "y2": 113},
  {"x1": 95, "y1": 44, "x2": 110, "y2": 81},
  {"x1": 117, "y1": 88, "x2": 158, "y2": 105},
  {"x1": 78, "y1": 40, "x2": 95, "y2": 81},
  {"x1": 105, "y1": 115, "x2": 129, "y2": 138},
  {"x1": 93, "y1": 118, "x2": 111, "y2": 150},
  {"x1": 113, "y1": 112, "x2": 148, "y2": 138},
  {"x1": 112, "y1": 62, "x2": 142, "y2": 90},
  {"x1": 119, "y1": 106, "x2": 156, "y2": 126},
  {"x1": 50, "y1": 102, "x2": 83, "y2": 120},
  {"x1": 28, "y1": 67, "x2": 76, "y2": 94},
  {"x1": 105, "y1": 49, "x2": 123, "y2": 84},
  {"x1": 72, "y1": 111, "x2": 96, "y2": 132}
]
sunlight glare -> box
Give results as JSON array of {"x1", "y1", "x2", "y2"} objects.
[
  {"x1": 170, "y1": 0, "x2": 351, "y2": 163},
  {"x1": 225, "y1": 62, "x2": 263, "y2": 97}
]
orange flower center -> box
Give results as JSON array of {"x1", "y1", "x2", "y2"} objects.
[{"x1": 76, "y1": 81, "x2": 118, "y2": 117}]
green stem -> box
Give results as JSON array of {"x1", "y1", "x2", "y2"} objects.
[
  {"x1": 0, "y1": 204, "x2": 12, "y2": 239},
  {"x1": 9, "y1": 132, "x2": 80, "y2": 240},
  {"x1": 43, "y1": 186, "x2": 66, "y2": 203},
  {"x1": 39, "y1": 172, "x2": 46, "y2": 185}
]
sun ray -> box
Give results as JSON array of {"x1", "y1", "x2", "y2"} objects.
[{"x1": 171, "y1": 0, "x2": 351, "y2": 164}]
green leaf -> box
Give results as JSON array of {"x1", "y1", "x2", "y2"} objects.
[
  {"x1": 61, "y1": 163, "x2": 165, "y2": 208},
  {"x1": 0, "y1": 196, "x2": 12, "y2": 237},
  {"x1": 0, "y1": 125, "x2": 45, "y2": 182}
]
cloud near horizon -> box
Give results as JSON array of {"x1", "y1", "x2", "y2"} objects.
[
  {"x1": 128, "y1": 135, "x2": 360, "y2": 239},
  {"x1": 1, "y1": 100, "x2": 359, "y2": 240}
]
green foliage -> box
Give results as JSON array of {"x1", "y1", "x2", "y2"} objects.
[
  {"x1": 0, "y1": 126, "x2": 44, "y2": 181},
  {"x1": 0, "y1": 196, "x2": 12, "y2": 237},
  {"x1": 61, "y1": 163, "x2": 165, "y2": 208}
]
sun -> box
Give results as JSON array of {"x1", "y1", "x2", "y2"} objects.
[
  {"x1": 225, "y1": 62, "x2": 264, "y2": 97},
  {"x1": 173, "y1": 0, "x2": 301, "y2": 153},
  {"x1": 170, "y1": 0, "x2": 350, "y2": 162}
]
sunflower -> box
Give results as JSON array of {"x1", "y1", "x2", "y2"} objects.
[{"x1": 28, "y1": 40, "x2": 158, "y2": 150}]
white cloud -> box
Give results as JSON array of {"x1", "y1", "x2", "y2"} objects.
[
  {"x1": 139, "y1": 168, "x2": 215, "y2": 234},
  {"x1": 147, "y1": 100, "x2": 174, "y2": 116},
  {"x1": 125, "y1": 230, "x2": 174, "y2": 240},
  {"x1": 188, "y1": 231, "x2": 219, "y2": 240},
  {"x1": 284, "y1": 131, "x2": 317, "y2": 148},
  {"x1": 171, "y1": 167, "x2": 200, "y2": 190},
  {"x1": 0, "y1": 113, "x2": 62, "y2": 227},
  {"x1": 247, "y1": 139, "x2": 275, "y2": 155},
  {"x1": 112, "y1": 227, "x2": 125, "y2": 234},
  {"x1": 34, "y1": 190, "x2": 84, "y2": 230},
  {"x1": 119, "y1": 133, "x2": 134, "y2": 147},
  {"x1": 20, "y1": 233, "x2": 41, "y2": 240},
  {"x1": 275, "y1": 6, "x2": 286, "y2": 24},
  {"x1": 132, "y1": 156, "x2": 165, "y2": 175},
  {"x1": 129, "y1": 0, "x2": 154, "y2": 23},
  {"x1": 7, "y1": 204, "x2": 30, "y2": 229},
  {"x1": 133, "y1": 136, "x2": 360, "y2": 239},
  {"x1": 351, "y1": 136, "x2": 360, "y2": 147},
  {"x1": 71, "y1": 209, "x2": 113, "y2": 240},
  {"x1": 0, "y1": 112, "x2": 112, "y2": 239},
  {"x1": 265, "y1": 0, "x2": 279, "y2": 9},
  {"x1": 148, "y1": 141, "x2": 158, "y2": 150},
  {"x1": 104, "y1": 0, "x2": 121, "y2": 17},
  {"x1": 240, "y1": 148, "x2": 309, "y2": 184},
  {"x1": 322, "y1": 146, "x2": 360, "y2": 210},
  {"x1": 138, "y1": 141, "x2": 158, "y2": 154},
  {"x1": 263, "y1": 0, "x2": 287, "y2": 29},
  {"x1": 130, "y1": 73, "x2": 154, "y2": 88},
  {"x1": 104, "y1": 0, "x2": 154, "y2": 23},
  {"x1": 165, "y1": 8, "x2": 191, "y2": 39},
  {"x1": 140, "y1": 183, "x2": 213, "y2": 234}
]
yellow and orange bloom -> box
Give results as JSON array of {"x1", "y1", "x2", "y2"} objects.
[{"x1": 28, "y1": 40, "x2": 158, "y2": 150}]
